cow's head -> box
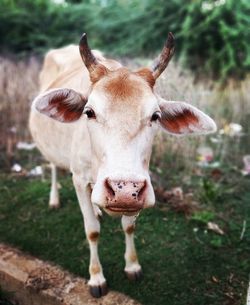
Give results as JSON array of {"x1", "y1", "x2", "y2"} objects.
[{"x1": 34, "y1": 33, "x2": 216, "y2": 216}]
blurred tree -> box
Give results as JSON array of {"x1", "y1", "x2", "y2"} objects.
[
  {"x1": 0, "y1": 0, "x2": 249, "y2": 80},
  {"x1": 85, "y1": 0, "x2": 250, "y2": 80},
  {"x1": 177, "y1": 0, "x2": 250, "y2": 80},
  {"x1": 0, "y1": 0, "x2": 92, "y2": 54}
]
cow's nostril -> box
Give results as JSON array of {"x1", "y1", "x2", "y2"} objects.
[
  {"x1": 104, "y1": 179, "x2": 115, "y2": 198},
  {"x1": 137, "y1": 180, "x2": 147, "y2": 201}
]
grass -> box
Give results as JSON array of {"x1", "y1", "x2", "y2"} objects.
[{"x1": 0, "y1": 168, "x2": 249, "y2": 305}]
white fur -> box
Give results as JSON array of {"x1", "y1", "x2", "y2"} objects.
[{"x1": 122, "y1": 216, "x2": 142, "y2": 274}]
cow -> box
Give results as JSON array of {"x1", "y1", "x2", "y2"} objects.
[{"x1": 29, "y1": 32, "x2": 216, "y2": 297}]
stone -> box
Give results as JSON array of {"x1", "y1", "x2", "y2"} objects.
[{"x1": 0, "y1": 243, "x2": 140, "y2": 305}]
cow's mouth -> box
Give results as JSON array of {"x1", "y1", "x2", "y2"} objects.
[
  {"x1": 104, "y1": 205, "x2": 142, "y2": 216},
  {"x1": 107, "y1": 206, "x2": 141, "y2": 213}
]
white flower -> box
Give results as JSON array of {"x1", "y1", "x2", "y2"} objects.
[
  {"x1": 11, "y1": 163, "x2": 22, "y2": 172},
  {"x1": 17, "y1": 141, "x2": 36, "y2": 150},
  {"x1": 210, "y1": 136, "x2": 222, "y2": 144},
  {"x1": 201, "y1": 0, "x2": 226, "y2": 11},
  {"x1": 28, "y1": 166, "x2": 43, "y2": 177},
  {"x1": 220, "y1": 123, "x2": 243, "y2": 137},
  {"x1": 228, "y1": 123, "x2": 243, "y2": 136}
]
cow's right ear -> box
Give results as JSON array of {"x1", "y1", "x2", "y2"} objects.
[{"x1": 34, "y1": 88, "x2": 87, "y2": 123}]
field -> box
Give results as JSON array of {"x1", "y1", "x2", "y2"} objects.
[
  {"x1": 0, "y1": 57, "x2": 249, "y2": 305},
  {"x1": 0, "y1": 161, "x2": 249, "y2": 305}
]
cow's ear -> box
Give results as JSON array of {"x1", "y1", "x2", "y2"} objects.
[
  {"x1": 158, "y1": 98, "x2": 217, "y2": 135},
  {"x1": 34, "y1": 88, "x2": 87, "y2": 123}
]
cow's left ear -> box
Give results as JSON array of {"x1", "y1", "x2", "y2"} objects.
[
  {"x1": 158, "y1": 98, "x2": 217, "y2": 135},
  {"x1": 34, "y1": 88, "x2": 87, "y2": 123}
]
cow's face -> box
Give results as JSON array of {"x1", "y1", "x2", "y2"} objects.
[
  {"x1": 85, "y1": 68, "x2": 159, "y2": 215},
  {"x1": 34, "y1": 33, "x2": 216, "y2": 216}
]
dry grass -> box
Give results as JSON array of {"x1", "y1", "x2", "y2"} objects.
[
  {"x1": 0, "y1": 55, "x2": 249, "y2": 171},
  {"x1": 0, "y1": 57, "x2": 41, "y2": 157}
]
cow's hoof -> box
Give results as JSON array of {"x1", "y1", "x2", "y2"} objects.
[
  {"x1": 125, "y1": 269, "x2": 143, "y2": 281},
  {"x1": 89, "y1": 282, "x2": 108, "y2": 298}
]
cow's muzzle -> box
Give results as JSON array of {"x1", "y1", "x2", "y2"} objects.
[{"x1": 104, "y1": 179, "x2": 146, "y2": 215}]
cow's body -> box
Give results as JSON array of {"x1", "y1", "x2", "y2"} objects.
[{"x1": 29, "y1": 33, "x2": 216, "y2": 297}]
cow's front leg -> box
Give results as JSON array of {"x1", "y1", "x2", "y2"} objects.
[
  {"x1": 121, "y1": 215, "x2": 142, "y2": 281},
  {"x1": 72, "y1": 174, "x2": 107, "y2": 298}
]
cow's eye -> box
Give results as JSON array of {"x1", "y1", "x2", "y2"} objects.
[
  {"x1": 151, "y1": 111, "x2": 161, "y2": 122},
  {"x1": 83, "y1": 108, "x2": 96, "y2": 119}
]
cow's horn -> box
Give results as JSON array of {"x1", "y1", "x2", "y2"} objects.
[
  {"x1": 151, "y1": 32, "x2": 175, "y2": 79},
  {"x1": 79, "y1": 33, "x2": 98, "y2": 72}
]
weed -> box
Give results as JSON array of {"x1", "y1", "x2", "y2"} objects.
[
  {"x1": 191, "y1": 211, "x2": 215, "y2": 224},
  {"x1": 199, "y1": 177, "x2": 222, "y2": 204}
]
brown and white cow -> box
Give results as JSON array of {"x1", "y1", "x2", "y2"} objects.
[{"x1": 29, "y1": 33, "x2": 216, "y2": 297}]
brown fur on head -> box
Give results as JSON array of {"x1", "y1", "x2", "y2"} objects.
[
  {"x1": 87, "y1": 67, "x2": 156, "y2": 129},
  {"x1": 89, "y1": 64, "x2": 155, "y2": 90},
  {"x1": 135, "y1": 68, "x2": 155, "y2": 88},
  {"x1": 90, "y1": 65, "x2": 109, "y2": 84},
  {"x1": 104, "y1": 68, "x2": 142, "y2": 100}
]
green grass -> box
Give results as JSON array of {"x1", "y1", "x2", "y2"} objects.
[{"x1": 0, "y1": 171, "x2": 249, "y2": 305}]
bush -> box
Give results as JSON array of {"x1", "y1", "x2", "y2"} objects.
[
  {"x1": 0, "y1": 0, "x2": 249, "y2": 80},
  {"x1": 177, "y1": 0, "x2": 250, "y2": 80},
  {"x1": 92, "y1": 0, "x2": 250, "y2": 80},
  {"x1": 0, "y1": 0, "x2": 92, "y2": 55}
]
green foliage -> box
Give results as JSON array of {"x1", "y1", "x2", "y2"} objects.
[
  {"x1": 191, "y1": 210, "x2": 215, "y2": 224},
  {"x1": 88, "y1": 0, "x2": 250, "y2": 80},
  {"x1": 0, "y1": 0, "x2": 249, "y2": 79},
  {"x1": 0, "y1": 0, "x2": 92, "y2": 54},
  {"x1": 177, "y1": 0, "x2": 250, "y2": 80},
  {"x1": 210, "y1": 236, "x2": 223, "y2": 247},
  {"x1": 86, "y1": 0, "x2": 184, "y2": 55},
  {"x1": 199, "y1": 177, "x2": 222, "y2": 204}
]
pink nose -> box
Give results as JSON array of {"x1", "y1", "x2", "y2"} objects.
[{"x1": 104, "y1": 179, "x2": 146, "y2": 210}]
